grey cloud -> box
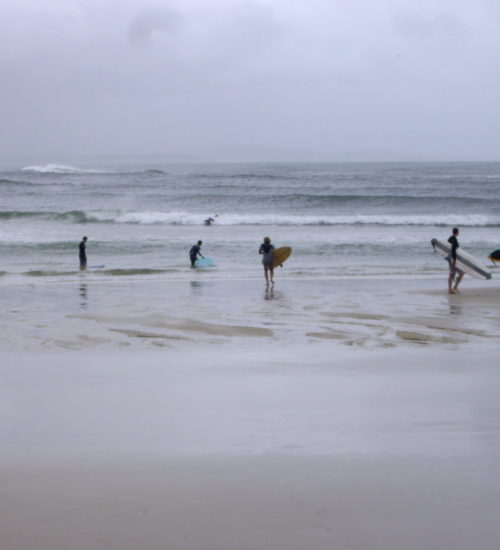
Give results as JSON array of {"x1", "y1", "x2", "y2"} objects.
[
  {"x1": 128, "y1": 6, "x2": 183, "y2": 47},
  {"x1": 216, "y1": 2, "x2": 281, "y2": 46},
  {"x1": 0, "y1": 0, "x2": 499, "y2": 162},
  {"x1": 393, "y1": 9, "x2": 467, "y2": 39}
]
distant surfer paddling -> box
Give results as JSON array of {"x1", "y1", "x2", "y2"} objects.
[
  {"x1": 204, "y1": 214, "x2": 218, "y2": 226},
  {"x1": 259, "y1": 236, "x2": 275, "y2": 284},
  {"x1": 189, "y1": 240, "x2": 204, "y2": 268},
  {"x1": 79, "y1": 236, "x2": 88, "y2": 270},
  {"x1": 447, "y1": 227, "x2": 464, "y2": 294}
]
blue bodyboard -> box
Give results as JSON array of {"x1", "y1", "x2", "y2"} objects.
[{"x1": 196, "y1": 257, "x2": 214, "y2": 267}]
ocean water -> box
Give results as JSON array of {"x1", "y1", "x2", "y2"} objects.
[
  {"x1": 1, "y1": 161, "x2": 499, "y2": 281},
  {"x1": 2, "y1": 161, "x2": 500, "y2": 351}
]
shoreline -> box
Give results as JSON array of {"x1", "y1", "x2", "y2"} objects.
[{"x1": 2, "y1": 275, "x2": 500, "y2": 351}]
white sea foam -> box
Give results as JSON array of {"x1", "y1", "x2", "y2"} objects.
[
  {"x1": 80, "y1": 210, "x2": 499, "y2": 227},
  {"x1": 21, "y1": 164, "x2": 107, "y2": 174}
]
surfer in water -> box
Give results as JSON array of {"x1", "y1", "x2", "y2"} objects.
[
  {"x1": 259, "y1": 236, "x2": 275, "y2": 284},
  {"x1": 448, "y1": 227, "x2": 464, "y2": 294},
  {"x1": 79, "y1": 236, "x2": 88, "y2": 270},
  {"x1": 189, "y1": 240, "x2": 204, "y2": 268},
  {"x1": 204, "y1": 214, "x2": 218, "y2": 226}
]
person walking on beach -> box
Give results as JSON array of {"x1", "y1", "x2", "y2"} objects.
[
  {"x1": 448, "y1": 227, "x2": 464, "y2": 294},
  {"x1": 190, "y1": 240, "x2": 204, "y2": 268},
  {"x1": 79, "y1": 236, "x2": 88, "y2": 270},
  {"x1": 259, "y1": 236, "x2": 275, "y2": 284}
]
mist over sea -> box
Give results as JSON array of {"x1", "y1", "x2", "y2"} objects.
[{"x1": 1, "y1": 161, "x2": 499, "y2": 281}]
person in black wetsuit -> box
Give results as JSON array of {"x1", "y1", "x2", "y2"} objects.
[
  {"x1": 189, "y1": 240, "x2": 204, "y2": 268},
  {"x1": 79, "y1": 236, "x2": 88, "y2": 270},
  {"x1": 204, "y1": 214, "x2": 218, "y2": 226},
  {"x1": 259, "y1": 236, "x2": 275, "y2": 284},
  {"x1": 448, "y1": 227, "x2": 463, "y2": 294}
]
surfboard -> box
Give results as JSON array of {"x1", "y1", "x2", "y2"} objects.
[
  {"x1": 431, "y1": 238, "x2": 492, "y2": 280},
  {"x1": 488, "y1": 249, "x2": 500, "y2": 263},
  {"x1": 195, "y1": 257, "x2": 214, "y2": 267},
  {"x1": 272, "y1": 247, "x2": 292, "y2": 268}
]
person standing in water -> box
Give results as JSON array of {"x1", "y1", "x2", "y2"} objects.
[
  {"x1": 79, "y1": 236, "x2": 88, "y2": 270},
  {"x1": 448, "y1": 227, "x2": 464, "y2": 294},
  {"x1": 259, "y1": 236, "x2": 275, "y2": 284},
  {"x1": 189, "y1": 240, "x2": 204, "y2": 268}
]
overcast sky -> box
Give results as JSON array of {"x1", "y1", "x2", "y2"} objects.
[{"x1": 1, "y1": 0, "x2": 499, "y2": 162}]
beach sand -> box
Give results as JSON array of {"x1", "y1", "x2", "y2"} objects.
[
  {"x1": 2, "y1": 345, "x2": 500, "y2": 550},
  {"x1": 2, "y1": 456, "x2": 499, "y2": 550},
  {"x1": 1, "y1": 276, "x2": 500, "y2": 549}
]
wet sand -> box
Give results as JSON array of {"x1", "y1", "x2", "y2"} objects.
[
  {"x1": 2, "y1": 276, "x2": 500, "y2": 350},
  {"x1": 1, "y1": 349, "x2": 500, "y2": 549},
  {"x1": 2, "y1": 456, "x2": 499, "y2": 550},
  {"x1": 1, "y1": 276, "x2": 500, "y2": 549}
]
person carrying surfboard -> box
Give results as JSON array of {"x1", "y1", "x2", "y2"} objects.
[
  {"x1": 189, "y1": 240, "x2": 204, "y2": 268},
  {"x1": 448, "y1": 227, "x2": 464, "y2": 294},
  {"x1": 259, "y1": 237, "x2": 275, "y2": 284}
]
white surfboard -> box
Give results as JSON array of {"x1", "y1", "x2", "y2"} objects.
[{"x1": 431, "y1": 238, "x2": 492, "y2": 280}]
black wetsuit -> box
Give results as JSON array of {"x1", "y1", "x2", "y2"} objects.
[
  {"x1": 79, "y1": 240, "x2": 87, "y2": 268},
  {"x1": 448, "y1": 235, "x2": 459, "y2": 262},
  {"x1": 190, "y1": 244, "x2": 201, "y2": 267}
]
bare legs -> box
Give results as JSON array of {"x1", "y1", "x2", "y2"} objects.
[
  {"x1": 453, "y1": 271, "x2": 464, "y2": 293},
  {"x1": 448, "y1": 270, "x2": 464, "y2": 294},
  {"x1": 264, "y1": 263, "x2": 274, "y2": 284}
]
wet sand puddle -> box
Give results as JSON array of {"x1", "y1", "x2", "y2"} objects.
[{"x1": 2, "y1": 278, "x2": 499, "y2": 350}]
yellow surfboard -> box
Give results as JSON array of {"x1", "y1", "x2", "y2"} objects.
[{"x1": 272, "y1": 246, "x2": 292, "y2": 268}]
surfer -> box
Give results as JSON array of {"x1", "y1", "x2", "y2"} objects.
[
  {"x1": 448, "y1": 227, "x2": 463, "y2": 294},
  {"x1": 204, "y1": 214, "x2": 218, "y2": 226},
  {"x1": 259, "y1": 236, "x2": 275, "y2": 284},
  {"x1": 79, "y1": 236, "x2": 88, "y2": 270},
  {"x1": 189, "y1": 240, "x2": 204, "y2": 268}
]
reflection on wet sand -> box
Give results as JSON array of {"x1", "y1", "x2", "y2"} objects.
[
  {"x1": 264, "y1": 283, "x2": 275, "y2": 300},
  {"x1": 79, "y1": 283, "x2": 88, "y2": 308},
  {"x1": 190, "y1": 281, "x2": 203, "y2": 296},
  {"x1": 448, "y1": 302, "x2": 463, "y2": 316}
]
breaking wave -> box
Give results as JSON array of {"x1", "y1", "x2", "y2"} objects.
[
  {"x1": 1, "y1": 209, "x2": 499, "y2": 227},
  {"x1": 21, "y1": 164, "x2": 111, "y2": 174}
]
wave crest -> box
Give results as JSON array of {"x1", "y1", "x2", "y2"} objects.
[
  {"x1": 1, "y1": 209, "x2": 499, "y2": 227},
  {"x1": 50, "y1": 211, "x2": 500, "y2": 227},
  {"x1": 21, "y1": 164, "x2": 108, "y2": 174}
]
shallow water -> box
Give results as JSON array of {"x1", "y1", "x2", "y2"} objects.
[
  {"x1": 1, "y1": 161, "x2": 499, "y2": 280},
  {"x1": 2, "y1": 161, "x2": 499, "y2": 351},
  {"x1": 2, "y1": 275, "x2": 499, "y2": 352}
]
